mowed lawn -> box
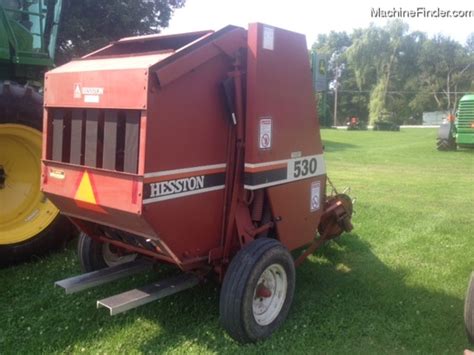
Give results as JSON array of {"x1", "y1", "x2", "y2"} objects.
[{"x1": 1, "y1": 128, "x2": 473, "y2": 354}]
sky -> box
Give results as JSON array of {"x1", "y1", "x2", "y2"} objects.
[{"x1": 164, "y1": 0, "x2": 473, "y2": 47}]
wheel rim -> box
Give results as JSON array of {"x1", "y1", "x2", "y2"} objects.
[
  {"x1": 252, "y1": 263, "x2": 288, "y2": 326},
  {"x1": 101, "y1": 243, "x2": 137, "y2": 267},
  {"x1": 0, "y1": 124, "x2": 59, "y2": 245}
]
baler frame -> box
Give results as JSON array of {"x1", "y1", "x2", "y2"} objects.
[{"x1": 47, "y1": 23, "x2": 354, "y2": 343}]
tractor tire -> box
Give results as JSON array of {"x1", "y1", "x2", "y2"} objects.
[
  {"x1": 0, "y1": 81, "x2": 73, "y2": 266},
  {"x1": 436, "y1": 138, "x2": 457, "y2": 151},
  {"x1": 78, "y1": 233, "x2": 138, "y2": 272},
  {"x1": 464, "y1": 272, "x2": 474, "y2": 344},
  {"x1": 437, "y1": 121, "x2": 456, "y2": 151},
  {"x1": 219, "y1": 238, "x2": 295, "y2": 343}
]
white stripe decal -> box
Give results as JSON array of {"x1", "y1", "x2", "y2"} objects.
[
  {"x1": 244, "y1": 154, "x2": 325, "y2": 170},
  {"x1": 143, "y1": 185, "x2": 225, "y2": 204},
  {"x1": 245, "y1": 154, "x2": 326, "y2": 190},
  {"x1": 244, "y1": 172, "x2": 326, "y2": 190},
  {"x1": 244, "y1": 158, "x2": 291, "y2": 169},
  {"x1": 144, "y1": 163, "x2": 226, "y2": 179}
]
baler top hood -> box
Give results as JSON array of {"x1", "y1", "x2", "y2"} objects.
[{"x1": 44, "y1": 28, "x2": 246, "y2": 109}]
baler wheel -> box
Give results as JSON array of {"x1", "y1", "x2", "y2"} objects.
[
  {"x1": 78, "y1": 233, "x2": 138, "y2": 272},
  {"x1": 0, "y1": 81, "x2": 73, "y2": 265},
  {"x1": 464, "y1": 272, "x2": 474, "y2": 344},
  {"x1": 219, "y1": 238, "x2": 295, "y2": 343}
]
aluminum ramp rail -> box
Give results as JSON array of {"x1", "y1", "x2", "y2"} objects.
[
  {"x1": 97, "y1": 273, "x2": 200, "y2": 315},
  {"x1": 55, "y1": 259, "x2": 153, "y2": 294}
]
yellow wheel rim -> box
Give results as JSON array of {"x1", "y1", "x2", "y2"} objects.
[{"x1": 0, "y1": 124, "x2": 59, "y2": 245}]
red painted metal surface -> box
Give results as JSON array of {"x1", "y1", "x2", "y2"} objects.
[
  {"x1": 41, "y1": 23, "x2": 352, "y2": 277},
  {"x1": 245, "y1": 23, "x2": 326, "y2": 250}
]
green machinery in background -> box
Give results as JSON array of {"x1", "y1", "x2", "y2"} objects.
[
  {"x1": 437, "y1": 94, "x2": 474, "y2": 151},
  {"x1": 0, "y1": 0, "x2": 71, "y2": 265}
]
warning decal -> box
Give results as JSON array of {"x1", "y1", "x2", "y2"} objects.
[
  {"x1": 263, "y1": 27, "x2": 274, "y2": 50},
  {"x1": 259, "y1": 118, "x2": 272, "y2": 149},
  {"x1": 74, "y1": 171, "x2": 96, "y2": 204},
  {"x1": 310, "y1": 181, "x2": 321, "y2": 212}
]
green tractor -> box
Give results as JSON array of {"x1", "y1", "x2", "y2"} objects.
[
  {"x1": 437, "y1": 94, "x2": 474, "y2": 151},
  {"x1": 0, "y1": 0, "x2": 71, "y2": 265}
]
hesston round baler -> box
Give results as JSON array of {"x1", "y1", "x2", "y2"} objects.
[{"x1": 44, "y1": 23, "x2": 353, "y2": 343}]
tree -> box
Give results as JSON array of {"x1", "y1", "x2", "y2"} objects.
[
  {"x1": 312, "y1": 31, "x2": 358, "y2": 125},
  {"x1": 466, "y1": 33, "x2": 474, "y2": 54},
  {"x1": 314, "y1": 21, "x2": 473, "y2": 125},
  {"x1": 347, "y1": 21, "x2": 410, "y2": 123},
  {"x1": 56, "y1": 0, "x2": 185, "y2": 64},
  {"x1": 417, "y1": 35, "x2": 473, "y2": 112}
]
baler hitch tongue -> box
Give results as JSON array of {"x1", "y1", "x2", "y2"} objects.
[
  {"x1": 294, "y1": 193, "x2": 353, "y2": 267},
  {"x1": 322, "y1": 193, "x2": 354, "y2": 238}
]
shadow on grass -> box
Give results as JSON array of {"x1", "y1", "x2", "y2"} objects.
[
  {"x1": 322, "y1": 140, "x2": 358, "y2": 152},
  {"x1": 137, "y1": 234, "x2": 466, "y2": 353},
  {"x1": 0, "y1": 235, "x2": 467, "y2": 353},
  {"x1": 454, "y1": 148, "x2": 474, "y2": 155}
]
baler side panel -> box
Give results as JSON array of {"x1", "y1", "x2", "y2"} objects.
[
  {"x1": 245, "y1": 23, "x2": 325, "y2": 250},
  {"x1": 245, "y1": 24, "x2": 323, "y2": 164},
  {"x1": 142, "y1": 52, "x2": 233, "y2": 261}
]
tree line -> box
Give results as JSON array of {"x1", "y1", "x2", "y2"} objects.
[
  {"x1": 312, "y1": 21, "x2": 474, "y2": 125},
  {"x1": 56, "y1": 0, "x2": 185, "y2": 64}
]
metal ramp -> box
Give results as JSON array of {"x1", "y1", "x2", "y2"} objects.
[
  {"x1": 55, "y1": 259, "x2": 153, "y2": 294},
  {"x1": 97, "y1": 273, "x2": 199, "y2": 315},
  {"x1": 55, "y1": 260, "x2": 199, "y2": 314}
]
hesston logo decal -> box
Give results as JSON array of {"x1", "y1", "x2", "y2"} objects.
[
  {"x1": 143, "y1": 164, "x2": 226, "y2": 204},
  {"x1": 142, "y1": 156, "x2": 326, "y2": 203},
  {"x1": 73, "y1": 83, "x2": 104, "y2": 103},
  {"x1": 150, "y1": 176, "x2": 205, "y2": 198}
]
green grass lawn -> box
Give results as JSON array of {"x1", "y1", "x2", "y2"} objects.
[{"x1": 1, "y1": 128, "x2": 473, "y2": 354}]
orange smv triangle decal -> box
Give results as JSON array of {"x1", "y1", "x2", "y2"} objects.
[{"x1": 74, "y1": 171, "x2": 96, "y2": 204}]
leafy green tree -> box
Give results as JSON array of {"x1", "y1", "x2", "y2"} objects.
[
  {"x1": 311, "y1": 21, "x2": 473, "y2": 124},
  {"x1": 56, "y1": 0, "x2": 185, "y2": 64},
  {"x1": 347, "y1": 21, "x2": 410, "y2": 123},
  {"x1": 466, "y1": 33, "x2": 474, "y2": 54},
  {"x1": 417, "y1": 35, "x2": 473, "y2": 112},
  {"x1": 312, "y1": 31, "x2": 360, "y2": 125}
]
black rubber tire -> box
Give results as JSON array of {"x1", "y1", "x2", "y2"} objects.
[
  {"x1": 464, "y1": 272, "x2": 474, "y2": 344},
  {"x1": 219, "y1": 238, "x2": 295, "y2": 343},
  {"x1": 0, "y1": 81, "x2": 74, "y2": 266},
  {"x1": 77, "y1": 233, "x2": 109, "y2": 272},
  {"x1": 0, "y1": 217, "x2": 73, "y2": 266},
  {"x1": 77, "y1": 233, "x2": 140, "y2": 272},
  {"x1": 437, "y1": 138, "x2": 457, "y2": 151}
]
